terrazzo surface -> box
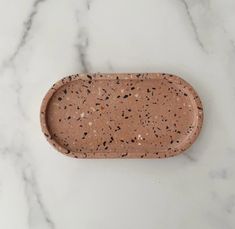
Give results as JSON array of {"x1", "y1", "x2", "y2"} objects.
[{"x1": 41, "y1": 73, "x2": 203, "y2": 158}]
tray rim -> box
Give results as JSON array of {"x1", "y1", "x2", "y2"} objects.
[{"x1": 40, "y1": 73, "x2": 204, "y2": 159}]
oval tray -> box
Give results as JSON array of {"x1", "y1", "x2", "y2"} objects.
[{"x1": 40, "y1": 73, "x2": 203, "y2": 158}]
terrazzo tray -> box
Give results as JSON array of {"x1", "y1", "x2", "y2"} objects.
[{"x1": 40, "y1": 73, "x2": 203, "y2": 158}]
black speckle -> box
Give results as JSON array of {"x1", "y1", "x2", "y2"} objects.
[
  {"x1": 131, "y1": 87, "x2": 135, "y2": 90},
  {"x1": 87, "y1": 74, "x2": 92, "y2": 80},
  {"x1": 123, "y1": 95, "x2": 129, "y2": 98},
  {"x1": 115, "y1": 126, "x2": 121, "y2": 132},
  {"x1": 109, "y1": 137, "x2": 114, "y2": 143},
  {"x1": 184, "y1": 93, "x2": 188, "y2": 96},
  {"x1": 63, "y1": 89, "x2": 67, "y2": 94},
  {"x1": 82, "y1": 132, "x2": 88, "y2": 139},
  {"x1": 58, "y1": 97, "x2": 62, "y2": 101},
  {"x1": 67, "y1": 116, "x2": 71, "y2": 120},
  {"x1": 65, "y1": 150, "x2": 70, "y2": 154},
  {"x1": 116, "y1": 76, "x2": 120, "y2": 84}
]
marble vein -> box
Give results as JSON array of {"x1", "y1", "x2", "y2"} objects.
[
  {"x1": 222, "y1": 27, "x2": 235, "y2": 52},
  {"x1": 22, "y1": 167, "x2": 55, "y2": 229},
  {"x1": 86, "y1": 0, "x2": 92, "y2": 10},
  {"x1": 180, "y1": 0, "x2": 206, "y2": 52},
  {"x1": 0, "y1": 141, "x2": 55, "y2": 229},
  {"x1": 0, "y1": 0, "x2": 47, "y2": 122},
  {"x1": 3, "y1": 0, "x2": 47, "y2": 67},
  {"x1": 75, "y1": 1, "x2": 91, "y2": 73},
  {"x1": 13, "y1": 79, "x2": 29, "y2": 120},
  {"x1": 76, "y1": 32, "x2": 90, "y2": 73},
  {"x1": 209, "y1": 168, "x2": 228, "y2": 179},
  {"x1": 183, "y1": 152, "x2": 197, "y2": 162},
  {"x1": 226, "y1": 195, "x2": 235, "y2": 214}
]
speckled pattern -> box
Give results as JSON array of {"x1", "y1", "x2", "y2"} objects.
[{"x1": 40, "y1": 73, "x2": 203, "y2": 158}]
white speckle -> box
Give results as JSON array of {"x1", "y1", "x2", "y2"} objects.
[
  {"x1": 138, "y1": 143, "x2": 142, "y2": 146},
  {"x1": 88, "y1": 122, "x2": 92, "y2": 126},
  {"x1": 137, "y1": 134, "x2": 143, "y2": 140},
  {"x1": 146, "y1": 133, "x2": 149, "y2": 136},
  {"x1": 176, "y1": 97, "x2": 180, "y2": 101},
  {"x1": 188, "y1": 104, "x2": 191, "y2": 107},
  {"x1": 135, "y1": 94, "x2": 139, "y2": 97},
  {"x1": 66, "y1": 97, "x2": 70, "y2": 101},
  {"x1": 121, "y1": 89, "x2": 124, "y2": 93},
  {"x1": 183, "y1": 103, "x2": 186, "y2": 106},
  {"x1": 98, "y1": 87, "x2": 102, "y2": 95},
  {"x1": 93, "y1": 130, "x2": 96, "y2": 133},
  {"x1": 155, "y1": 115, "x2": 158, "y2": 119},
  {"x1": 90, "y1": 107, "x2": 96, "y2": 112},
  {"x1": 80, "y1": 112, "x2": 85, "y2": 118}
]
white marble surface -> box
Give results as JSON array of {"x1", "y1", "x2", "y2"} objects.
[{"x1": 0, "y1": 0, "x2": 235, "y2": 228}]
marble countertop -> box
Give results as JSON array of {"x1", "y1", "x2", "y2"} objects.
[{"x1": 0, "y1": 0, "x2": 235, "y2": 228}]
